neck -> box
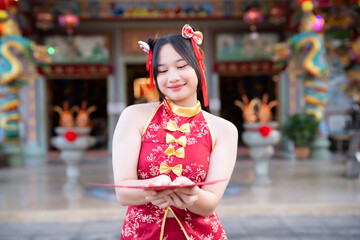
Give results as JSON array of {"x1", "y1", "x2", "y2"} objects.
[
  {"x1": 168, "y1": 94, "x2": 198, "y2": 108},
  {"x1": 166, "y1": 99, "x2": 202, "y2": 117}
]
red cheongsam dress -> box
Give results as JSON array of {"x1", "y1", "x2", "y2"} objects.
[{"x1": 120, "y1": 100, "x2": 228, "y2": 240}]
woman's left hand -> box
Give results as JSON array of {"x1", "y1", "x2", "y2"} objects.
[{"x1": 165, "y1": 176, "x2": 200, "y2": 209}]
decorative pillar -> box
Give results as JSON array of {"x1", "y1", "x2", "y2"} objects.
[{"x1": 22, "y1": 76, "x2": 48, "y2": 164}]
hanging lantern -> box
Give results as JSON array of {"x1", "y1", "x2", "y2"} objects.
[
  {"x1": 244, "y1": 8, "x2": 263, "y2": 39},
  {"x1": 36, "y1": 10, "x2": 54, "y2": 30},
  {"x1": 311, "y1": 14, "x2": 325, "y2": 31},
  {"x1": 58, "y1": 11, "x2": 79, "y2": 35},
  {"x1": 268, "y1": 6, "x2": 286, "y2": 25},
  {"x1": 297, "y1": 0, "x2": 314, "y2": 12},
  {"x1": 243, "y1": 8, "x2": 264, "y2": 26}
]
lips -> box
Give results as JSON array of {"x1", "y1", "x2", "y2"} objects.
[{"x1": 168, "y1": 83, "x2": 185, "y2": 91}]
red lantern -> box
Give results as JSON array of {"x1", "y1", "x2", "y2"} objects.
[
  {"x1": 243, "y1": 8, "x2": 264, "y2": 39},
  {"x1": 58, "y1": 12, "x2": 79, "y2": 35},
  {"x1": 243, "y1": 8, "x2": 264, "y2": 26},
  {"x1": 259, "y1": 125, "x2": 272, "y2": 137},
  {"x1": 64, "y1": 130, "x2": 77, "y2": 142}
]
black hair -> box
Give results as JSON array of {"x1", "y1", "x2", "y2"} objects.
[{"x1": 146, "y1": 33, "x2": 210, "y2": 112}]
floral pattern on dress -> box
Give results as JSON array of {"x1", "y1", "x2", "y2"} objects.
[{"x1": 121, "y1": 104, "x2": 227, "y2": 240}]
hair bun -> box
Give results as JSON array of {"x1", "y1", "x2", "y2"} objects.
[{"x1": 146, "y1": 38, "x2": 156, "y2": 51}]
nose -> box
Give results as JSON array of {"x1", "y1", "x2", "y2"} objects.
[{"x1": 168, "y1": 68, "x2": 180, "y2": 82}]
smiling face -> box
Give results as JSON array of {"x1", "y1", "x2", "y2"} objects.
[{"x1": 156, "y1": 43, "x2": 198, "y2": 107}]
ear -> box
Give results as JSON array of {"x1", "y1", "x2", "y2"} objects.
[
  {"x1": 53, "y1": 106, "x2": 63, "y2": 115},
  {"x1": 86, "y1": 106, "x2": 97, "y2": 115},
  {"x1": 268, "y1": 100, "x2": 278, "y2": 110},
  {"x1": 234, "y1": 100, "x2": 245, "y2": 110},
  {"x1": 242, "y1": 95, "x2": 249, "y2": 104}
]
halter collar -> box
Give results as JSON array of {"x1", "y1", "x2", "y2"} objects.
[{"x1": 166, "y1": 100, "x2": 202, "y2": 117}]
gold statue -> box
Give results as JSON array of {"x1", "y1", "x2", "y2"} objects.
[
  {"x1": 258, "y1": 94, "x2": 278, "y2": 123},
  {"x1": 234, "y1": 95, "x2": 260, "y2": 124},
  {"x1": 235, "y1": 94, "x2": 277, "y2": 123},
  {"x1": 74, "y1": 101, "x2": 97, "y2": 128},
  {"x1": 53, "y1": 102, "x2": 77, "y2": 128}
]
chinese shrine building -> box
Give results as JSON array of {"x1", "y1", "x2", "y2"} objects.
[{"x1": 2, "y1": 0, "x2": 359, "y2": 164}]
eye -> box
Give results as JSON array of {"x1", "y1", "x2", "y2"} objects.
[
  {"x1": 178, "y1": 64, "x2": 188, "y2": 69},
  {"x1": 158, "y1": 69, "x2": 167, "y2": 74}
]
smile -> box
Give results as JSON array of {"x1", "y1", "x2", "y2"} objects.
[{"x1": 168, "y1": 83, "x2": 186, "y2": 91}]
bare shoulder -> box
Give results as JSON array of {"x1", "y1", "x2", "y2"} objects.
[
  {"x1": 120, "y1": 102, "x2": 159, "y2": 120},
  {"x1": 121, "y1": 102, "x2": 160, "y2": 118},
  {"x1": 117, "y1": 102, "x2": 160, "y2": 131},
  {"x1": 202, "y1": 111, "x2": 238, "y2": 139}
]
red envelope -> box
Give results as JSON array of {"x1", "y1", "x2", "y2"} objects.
[{"x1": 89, "y1": 179, "x2": 228, "y2": 191}]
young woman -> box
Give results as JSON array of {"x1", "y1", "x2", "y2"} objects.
[{"x1": 112, "y1": 24, "x2": 238, "y2": 240}]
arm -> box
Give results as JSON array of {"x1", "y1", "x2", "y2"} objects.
[
  {"x1": 161, "y1": 117, "x2": 238, "y2": 216},
  {"x1": 112, "y1": 104, "x2": 172, "y2": 206}
]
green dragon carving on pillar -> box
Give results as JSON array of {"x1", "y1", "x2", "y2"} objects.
[
  {"x1": 0, "y1": 19, "x2": 52, "y2": 142},
  {"x1": 267, "y1": 8, "x2": 332, "y2": 159},
  {"x1": 266, "y1": 13, "x2": 329, "y2": 122}
]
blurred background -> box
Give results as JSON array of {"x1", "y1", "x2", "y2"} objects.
[{"x1": 0, "y1": 0, "x2": 360, "y2": 239}]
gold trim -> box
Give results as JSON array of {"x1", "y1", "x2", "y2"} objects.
[
  {"x1": 160, "y1": 207, "x2": 189, "y2": 240},
  {"x1": 202, "y1": 111, "x2": 215, "y2": 150},
  {"x1": 141, "y1": 103, "x2": 162, "y2": 136},
  {"x1": 168, "y1": 100, "x2": 201, "y2": 117}
]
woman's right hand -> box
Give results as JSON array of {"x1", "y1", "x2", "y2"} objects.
[{"x1": 143, "y1": 175, "x2": 173, "y2": 208}]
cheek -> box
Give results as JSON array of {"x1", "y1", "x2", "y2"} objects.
[
  {"x1": 156, "y1": 76, "x2": 167, "y2": 91},
  {"x1": 156, "y1": 74, "x2": 165, "y2": 84},
  {"x1": 183, "y1": 71, "x2": 198, "y2": 87}
]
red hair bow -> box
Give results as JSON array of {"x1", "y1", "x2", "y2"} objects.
[
  {"x1": 138, "y1": 41, "x2": 154, "y2": 88},
  {"x1": 182, "y1": 24, "x2": 203, "y2": 45},
  {"x1": 181, "y1": 24, "x2": 208, "y2": 107}
]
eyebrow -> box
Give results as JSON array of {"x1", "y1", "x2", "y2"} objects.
[{"x1": 158, "y1": 58, "x2": 186, "y2": 67}]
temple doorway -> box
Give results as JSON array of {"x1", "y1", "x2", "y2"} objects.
[
  {"x1": 46, "y1": 78, "x2": 108, "y2": 150},
  {"x1": 219, "y1": 74, "x2": 278, "y2": 146}
]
